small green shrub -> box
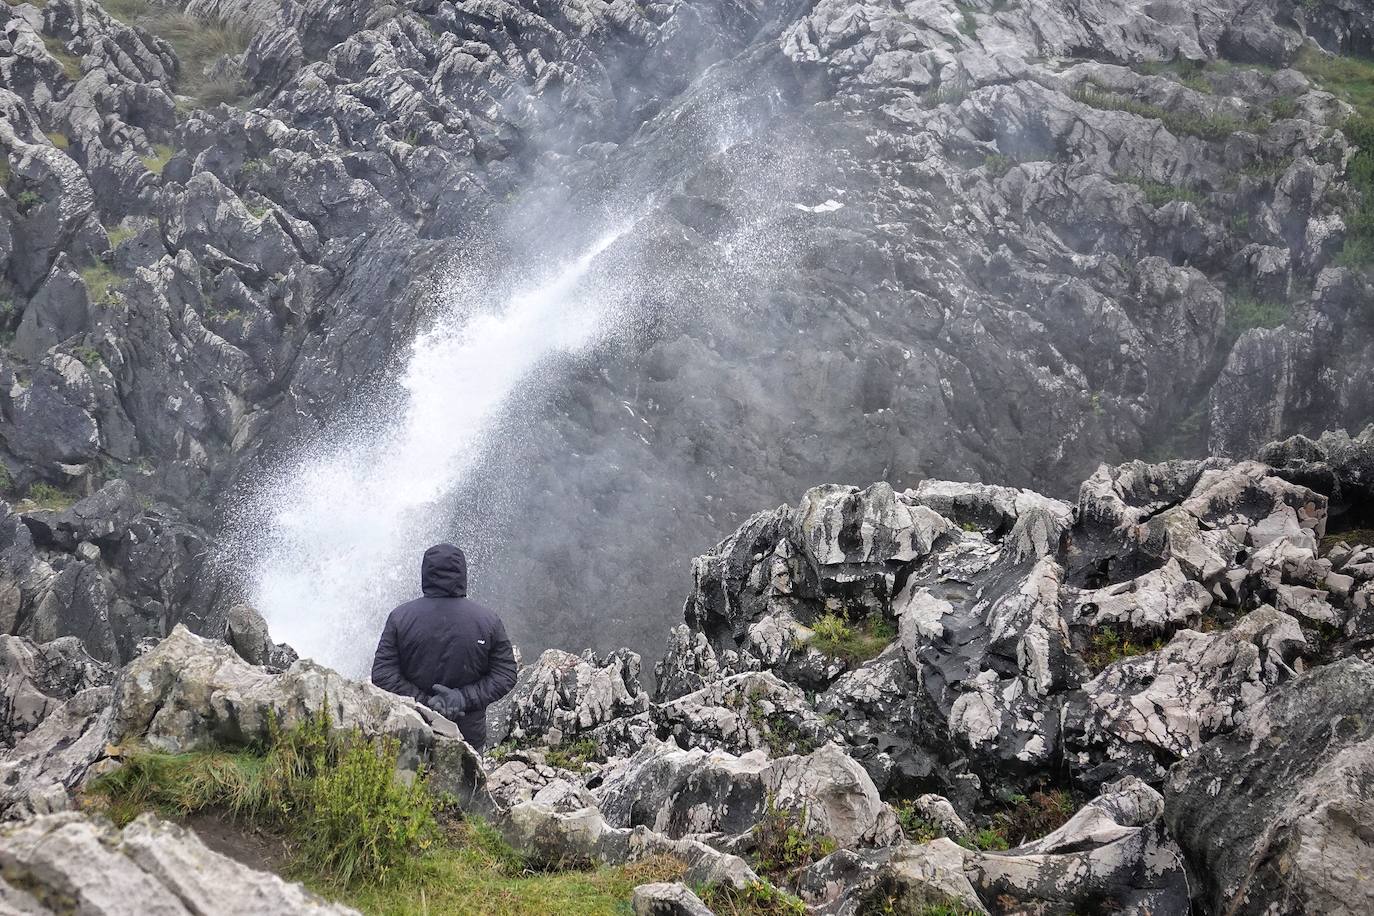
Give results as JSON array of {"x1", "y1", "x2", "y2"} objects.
[
  {"x1": 16, "y1": 190, "x2": 41, "y2": 212},
  {"x1": 700, "y1": 880, "x2": 807, "y2": 916},
  {"x1": 955, "y1": 3, "x2": 978, "y2": 39},
  {"x1": 45, "y1": 131, "x2": 70, "y2": 150},
  {"x1": 808, "y1": 613, "x2": 895, "y2": 664},
  {"x1": 993, "y1": 789, "x2": 1077, "y2": 842},
  {"x1": 894, "y1": 801, "x2": 945, "y2": 843},
  {"x1": 102, "y1": 1, "x2": 252, "y2": 106},
  {"x1": 73, "y1": 345, "x2": 103, "y2": 367},
  {"x1": 1225, "y1": 295, "x2": 1290, "y2": 339},
  {"x1": 1123, "y1": 176, "x2": 1202, "y2": 207},
  {"x1": 25, "y1": 483, "x2": 75, "y2": 511},
  {"x1": 752, "y1": 799, "x2": 837, "y2": 881},
  {"x1": 1082, "y1": 625, "x2": 1167, "y2": 671},
  {"x1": 1269, "y1": 96, "x2": 1299, "y2": 120},
  {"x1": 983, "y1": 153, "x2": 1014, "y2": 177},
  {"x1": 957, "y1": 825, "x2": 1010, "y2": 851},
  {"x1": 542, "y1": 737, "x2": 599, "y2": 772}
]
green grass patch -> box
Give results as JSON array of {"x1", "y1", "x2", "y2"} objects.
[
  {"x1": 106, "y1": 225, "x2": 136, "y2": 247},
  {"x1": 1322, "y1": 528, "x2": 1374, "y2": 550},
  {"x1": 45, "y1": 131, "x2": 70, "y2": 150},
  {"x1": 335, "y1": 837, "x2": 688, "y2": 916},
  {"x1": 956, "y1": 825, "x2": 1010, "y2": 851},
  {"x1": 983, "y1": 153, "x2": 1014, "y2": 177},
  {"x1": 101, "y1": 0, "x2": 251, "y2": 106},
  {"x1": 73, "y1": 344, "x2": 103, "y2": 368},
  {"x1": 89, "y1": 711, "x2": 747, "y2": 915},
  {"x1": 542, "y1": 738, "x2": 599, "y2": 773},
  {"x1": 1073, "y1": 85, "x2": 1265, "y2": 140},
  {"x1": 1294, "y1": 47, "x2": 1374, "y2": 267},
  {"x1": 751, "y1": 799, "x2": 837, "y2": 883},
  {"x1": 807, "y1": 613, "x2": 895, "y2": 665},
  {"x1": 42, "y1": 36, "x2": 82, "y2": 81},
  {"x1": 1122, "y1": 176, "x2": 1202, "y2": 207},
  {"x1": 1225, "y1": 294, "x2": 1290, "y2": 339},
  {"x1": 700, "y1": 881, "x2": 807, "y2": 916},
  {"x1": 141, "y1": 144, "x2": 175, "y2": 175},
  {"x1": 24, "y1": 482, "x2": 75, "y2": 511},
  {"x1": 80, "y1": 263, "x2": 123, "y2": 306},
  {"x1": 1082, "y1": 625, "x2": 1167, "y2": 672},
  {"x1": 90, "y1": 712, "x2": 440, "y2": 886},
  {"x1": 1134, "y1": 58, "x2": 1212, "y2": 93},
  {"x1": 992, "y1": 789, "x2": 1077, "y2": 843},
  {"x1": 894, "y1": 801, "x2": 946, "y2": 843}
]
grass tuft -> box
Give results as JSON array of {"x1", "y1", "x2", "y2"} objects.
[
  {"x1": 751, "y1": 798, "x2": 836, "y2": 883},
  {"x1": 1122, "y1": 176, "x2": 1202, "y2": 207},
  {"x1": 1294, "y1": 47, "x2": 1374, "y2": 268},
  {"x1": 81, "y1": 263, "x2": 123, "y2": 306},
  {"x1": 1073, "y1": 85, "x2": 1265, "y2": 140},
  {"x1": 1225, "y1": 295, "x2": 1290, "y2": 340},
  {"x1": 141, "y1": 144, "x2": 175, "y2": 175},
  {"x1": 1081, "y1": 624, "x2": 1167, "y2": 672},
  {"x1": 542, "y1": 737, "x2": 599, "y2": 773},
  {"x1": 807, "y1": 613, "x2": 895, "y2": 665},
  {"x1": 102, "y1": 0, "x2": 252, "y2": 106},
  {"x1": 24, "y1": 482, "x2": 75, "y2": 511},
  {"x1": 42, "y1": 36, "x2": 82, "y2": 81}
]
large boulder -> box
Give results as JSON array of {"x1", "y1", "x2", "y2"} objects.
[
  {"x1": 0, "y1": 812, "x2": 357, "y2": 914},
  {"x1": 1166, "y1": 658, "x2": 1374, "y2": 915},
  {"x1": 595, "y1": 740, "x2": 900, "y2": 849},
  {"x1": 832, "y1": 777, "x2": 1188, "y2": 915},
  {"x1": 498, "y1": 647, "x2": 650, "y2": 749},
  {"x1": 111, "y1": 626, "x2": 486, "y2": 805}
]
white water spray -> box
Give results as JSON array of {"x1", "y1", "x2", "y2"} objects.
[{"x1": 250, "y1": 231, "x2": 626, "y2": 675}]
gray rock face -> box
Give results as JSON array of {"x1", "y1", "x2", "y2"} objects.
[
  {"x1": 812, "y1": 777, "x2": 1187, "y2": 915},
  {"x1": 1166, "y1": 658, "x2": 1374, "y2": 916},
  {"x1": 0, "y1": 634, "x2": 111, "y2": 747},
  {"x1": 0, "y1": 812, "x2": 358, "y2": 915},
  {"x1": 2, "y1": 0, "x2": 1370, "y2": 673}
]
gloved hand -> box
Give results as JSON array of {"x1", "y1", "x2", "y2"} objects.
[{"x1": 428, "y1": 685, "x2": 469, "y2": 722}]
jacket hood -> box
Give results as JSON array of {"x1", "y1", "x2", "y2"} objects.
[{"x1": 421, "y1": 543, "x2": 467, "y2": 597}]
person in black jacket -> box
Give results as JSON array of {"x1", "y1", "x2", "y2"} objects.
[{"x1": 371, "y1": 543, "x2": 517, "y2": 749}]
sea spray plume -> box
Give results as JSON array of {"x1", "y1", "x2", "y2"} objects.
[{"x1": 248, "y1": 228, "x2": 634, "y2": 676}]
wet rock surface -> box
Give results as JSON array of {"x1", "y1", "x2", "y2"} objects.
[{"x1": 0, "y1": 0, "x2": 1371, "y2": 664}]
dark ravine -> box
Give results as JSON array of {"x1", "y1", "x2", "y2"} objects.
[
  {"x1": 1, "y1": 0, "x2": 1374, "y2": 664},
  {"x1": 1, "y1": 434, "x2": 1372, "y2": 913}
]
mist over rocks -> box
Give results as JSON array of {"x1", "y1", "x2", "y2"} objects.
[{"x1": 0, "y1": 0, "x2": 1371, "y2": 672}]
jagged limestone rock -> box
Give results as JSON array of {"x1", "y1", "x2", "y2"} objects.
[
  {"x1": 0, "y1": 812, "x2": 358, "y2": 915},
  {"x1": 1166, "y1": 658, "x2": 1374, "y2": 916}
]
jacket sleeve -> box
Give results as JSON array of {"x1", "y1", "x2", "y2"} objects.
[
  {"x1": 371, "y1": 614, "x2": 428, "y2": 703},
  {"x1": 457, "y1": 620, "x2": 518, "y2": 711}
]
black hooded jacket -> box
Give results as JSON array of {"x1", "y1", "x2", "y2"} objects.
[{"x1": 371, "y1": 544, "x2": 517, "y2": 748}]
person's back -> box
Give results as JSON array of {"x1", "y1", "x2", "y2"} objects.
[{"x1": 371, "y1": 543, "x2": 517, "y2": 748}]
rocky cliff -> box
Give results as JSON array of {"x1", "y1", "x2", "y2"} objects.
[
  {"x1": 2, "y1": 0, "x2": 1374, "y2": 662},
  {"x1": 2, "y1": 443, "x2": 1371, "y2": 913}
]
